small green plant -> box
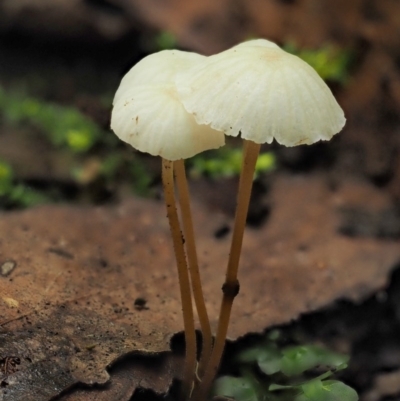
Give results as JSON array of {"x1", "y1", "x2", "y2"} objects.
[
  {"x1": 0, "y1": 159, "x2": 49, "y2": 208},
  {"x1": 0, "y1": 85, "x2": 104, "y2": 153},
  {"x1": 154, "y1": 31, "x2": 177, "y2": 50},
  {"x1": 0, "y1": 159, "x2": 13, "y2": 196},
  {"x1": 0, "y1": 85, "x2": 155, "y2": 200},
  {"x1": 190, "y1": 147, "x2": 276, "y2": 179},
  {"x1": 128, "y1": 157, "x2": 154, "y2": 196},
  {"x1": 213, "y1": 333, "x2": 358, "y2": 401},
  {"x1": 284, "y1": 43, "x2": 351, "y2": 84},
  {"x1": 69, "y1": 152, "x2": 154, "y2": 197}
]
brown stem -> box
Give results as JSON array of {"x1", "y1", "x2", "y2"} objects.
[
  {"x1": 162, "y1": 158, "x2": 197, "y2": 400},
  {"x1": 194, "y1": 140, "x2": 261, "y2": 400},
  {"x1": 174, "y1": 159, "x2": 213, "y2": 378}
]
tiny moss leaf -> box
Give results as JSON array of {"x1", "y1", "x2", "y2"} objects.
[
  {"x1": 295, "y1": 379, "x2": 358, "y2": 401},
  {"x1": 213, "y1": 376, "x2": 260, "y2": 401}
]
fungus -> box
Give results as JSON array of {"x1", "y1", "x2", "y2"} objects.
[
  {"x1": 111, "y1": 50, "x2": 224, "y2": 399},
  {"x1": 175, "y1": 38, "x2": 346, "y2": 399}
]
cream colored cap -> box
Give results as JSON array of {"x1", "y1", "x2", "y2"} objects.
[
  {"x1": 113, "y1": 50, "x2": 204, "y2": 105},
  {"x1": 111, "y1": 50, "x2": 225, "y2": 160},
  {"x1": 176, "y1": 39, "x2": 346, "y2": 146}
]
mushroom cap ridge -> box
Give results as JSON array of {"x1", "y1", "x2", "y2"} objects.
[
  {"x1": 175, "y1": 39, "x2": 346, "y2": 146},
  {"x1": 111, "y1": 50, "x2": 225, "y2": 160}
]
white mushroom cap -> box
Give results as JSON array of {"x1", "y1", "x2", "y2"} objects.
[
  {"x1": 113, "y1": 50, "x2": 204, "y2": 105},
  {"x1": 175, "y1": 39, "x2": 346, "y2": 147},
  {"x1": 111, "y1": 50, "x2": 225, "y2": 161}
]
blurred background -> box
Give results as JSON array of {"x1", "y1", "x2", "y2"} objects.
[{"x1": 0, "y1": 0, "x2": 399, "y2": 215}]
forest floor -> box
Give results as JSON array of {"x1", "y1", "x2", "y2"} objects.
[{"x1": 0, "y1": 1, "x2": 400, "y2": 400}]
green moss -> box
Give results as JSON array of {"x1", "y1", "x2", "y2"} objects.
[
  {"x1": 190, "y1": 147, "x2": 276, "y2": 179},
  {"x1": 0, "y1": 159, "x2": 50, "y2": 208},
  {"x1": 284, "y1": 43, "x2": 352, "y2": 84},
  {"x1": 128, "y1": 157, "x2": 153, "y2": 196},
  {"x1": 213, "y1": 333, "x2": 358, "y2": 401},
  {"x1": 0, "y1": 160, "x2": 13, "y2": 196},
  {"x1": 0, "y1": 86, "x2": 156, "y2": 205},
  {"x1": 0, "y1": 85, "x2": 102, "y2": 153},
  {"x1": 154, "y1": 31, "x2": 177, "y2": 50}
]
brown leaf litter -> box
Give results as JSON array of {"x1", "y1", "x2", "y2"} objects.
[{"x1": 0, "y1": 173, "x2": 399, "y2": 400}]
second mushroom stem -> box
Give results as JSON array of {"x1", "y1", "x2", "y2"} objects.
[
  {"x1": 162, "y1": 159, "x2": 197, "y2": 401},
  {"x1": 194, "y1": 140, "x2": 261, "y2": 401},
  {"x1": 174, "y1": 159, "x2": 213, "y2": 377}
]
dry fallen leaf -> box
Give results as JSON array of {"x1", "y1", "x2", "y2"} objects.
[
  {"x1": 59, "y1": 353, "x2": 182, "y2": 401},
  {"x1": 1, "y1": 173, "x2": 399, "y2": 400}
]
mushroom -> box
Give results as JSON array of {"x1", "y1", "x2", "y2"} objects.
[
  {"x1": 111, "y1": 49, "x2": 224, "y2": 399},
  {"x1": 175, "y1": 38, "x2": 346, "y2": 399}
]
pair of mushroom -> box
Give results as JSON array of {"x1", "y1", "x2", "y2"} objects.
[{"x1": 111, "y1": 39, "x2": 345, "y2": 401}]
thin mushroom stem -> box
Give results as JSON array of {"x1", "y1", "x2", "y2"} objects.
[
  {"x1": 194, "y1": 140, "x2": 261, "y2": 400},
  {"x1": 174, "y1": 159, "x2": 213, "y2": 377},
  {"x1": 162, "y1": 159, "x2": 197, "y2": 400}
]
